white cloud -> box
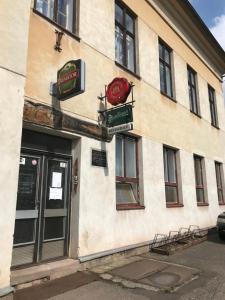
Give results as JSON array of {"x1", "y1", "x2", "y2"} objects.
[{"x1": 210, "y1": 14, "x2": 225, "y2": 50}]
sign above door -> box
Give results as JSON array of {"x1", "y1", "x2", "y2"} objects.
[{"x1": 51, "y1": 59, "x2": 85, "y2": 101}]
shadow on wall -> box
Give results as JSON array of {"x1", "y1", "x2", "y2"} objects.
[{"x1": 99, "y1": 98, "x2": 109, "y2": 177}]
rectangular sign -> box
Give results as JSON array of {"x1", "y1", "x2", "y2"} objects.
[
  {"x1": 105, "y1": 105, "x2": 133, "y2": 128},
  {"x1": 92, "y1": 150, "x2": 107, "y2": 167},
  {"x1": 107, "y1": 123, "x2": 133, "y2": 135},
  {"x1": 56, "y1": 59, "x2": 85, "y2": 101}
]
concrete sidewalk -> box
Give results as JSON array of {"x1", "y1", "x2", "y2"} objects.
[{"x1": 14, "y1": 230, "x2": 225, "y2": 300}]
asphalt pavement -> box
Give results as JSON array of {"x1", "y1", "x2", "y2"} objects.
[{"x1": 14, "y1": 229, "x2": 225, "y2": 300}]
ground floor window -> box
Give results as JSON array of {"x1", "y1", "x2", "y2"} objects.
[
  {"x1": 163, "y1": 146, "x2": 180, "y2": 205},
  {"x1": 215, "y1": 162, "x2": 225, "y2": 205},
  {"x1": 194, "y1": 155, "x2": 208, "y2": 205},
  {"x1": 116, "y1": 134, "x2": 139, "y2": 207}
]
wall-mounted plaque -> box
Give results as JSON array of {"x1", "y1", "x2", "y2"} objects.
[{"x1": 92, "y1": 150, "x2": 107, "y2": 167}]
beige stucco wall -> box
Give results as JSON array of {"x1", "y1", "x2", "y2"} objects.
[
  {"x1": 0, "y1": 0, "x2": 31, "y2": 291},
  {"x1": 22, "y1": 0, "x2": 225, "y2": 258},
  {"x1": 77, "y1": 135, "x2": 225, "y2": 257},
  {"x1": 25, "y1": 0, "x2": 225, "y2": 161}
]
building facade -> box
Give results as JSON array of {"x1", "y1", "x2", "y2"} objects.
[{"x1": 1, "y1": 0, "x2": 225, "y2": 297}]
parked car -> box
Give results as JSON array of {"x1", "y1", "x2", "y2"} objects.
[{"x1": 217, "y1": 212, "x2": 225, "y2": 239}]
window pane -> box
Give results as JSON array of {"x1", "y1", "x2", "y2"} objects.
[
  {"x1": 165, "y1": 186, "x2": 177, "y2": 203},
  {"x1": 57, "y1": 0, "x2": 74, "y2": 31},
  {"x1": 160, "y1": 62, "x2": 165, "y2": 93},
  {"x1": 165, "y1": 66, "x2": 172, "y2": 98},
  {"x1": 191, "y1": 87, "x2": 197, "y2": 113},
  {"x1": 194, "y1": 158, "x2": 203, "y2": 186},
  {"x1": 167, "y1": 149, "x2": 176, "y2": 183},
  {"x1": 159, "y1": 43, "x2": 163, "y2": 59},
  {"x1": 115, "y1": 4, "x2": 123, "y2": 24},
  {"x1": 116, "y1": 183, "x2": 137, "y2": 203},
  {"x1": 164, "y1": 48, "x2": 170, "y2": 64},
  {"x1": 116, "y1": 136, "x2": 124, "y2": 177},
  {"x1": 196, "y1": 188, "x2": 204, "y2": 203},
  {"x1": 17, "y1": 157, "x2": 39, "y2": 210},
  {"x1": 218, "y1": 190, "x2": 223, "y2": 203},
  {"x1": 115, "y1": 25, "x2": 124, "y2": 65},
  {"x1": 210, "y1": 102, "x2": 217, "y2": 126},
  {"x1": 163, "y1": 149, "x2": 168, "y2": 182},
  {"x1": 14, "y1": 219, "x2": 35, "y2": 244},
  {"x1": 36, "y1": 0, "x2": 54, "y2": 19},
  {"x1": 125, "y1": 138, "x2": 136, "y2": 178},
  {"x1": 44, "y1": 217, "x2": 64, "y2": 240},
  {"x1": 190, "y1": 72, "x2": 195, "y2": 85},
  {"x1": 125, "y1": 13, "x2": 134, "y2": 33},
  {"x1": 45, "y1": 159, "x2": 66, "y2": 209},
  {"x1": 215, "y1": 164, "x2": 222, "y2": 187},
  {"x1": 189, "y1": 85, "x2": 193, "y2": 111},
  {"x1": 126, "y1": 35, "x2": 135, "y2": 72}
]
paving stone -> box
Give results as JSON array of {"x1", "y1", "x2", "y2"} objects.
[
  {"x1": 109, "y1": 259, "x2": 168, "y2": 280},
  {"x1": 139, "y1": 264, "x2": 199, "y2": 290}
]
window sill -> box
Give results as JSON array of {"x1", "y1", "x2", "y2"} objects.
[
  {"x1": 33, "y1": 9, "x2": 81, "y2": 42},
  {"x1": 116, "y1": 204, "x2": 145, "y2": 211},
  {"x1": 166, "y1": 203, "x2": 184, "y2": 208},
  {"x1": 115, "y1": 61, "x2": 141, "y2": 80},
  {"x1": 190, "y1": 110, "x2": 201, "y2": 119},
  {"x1": 160, "y1": 91, "x2": 177, "y2": 103},
  {"x1": 197, "y1": 202, "x2": 209, "y2": 207},
  {"x1": 211, "y1": 123, "x2": 220, "y2": 130}
]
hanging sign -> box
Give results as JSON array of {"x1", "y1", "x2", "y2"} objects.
[
  {"x1": 106, "y1": 104, "x2": 133, "y2": 128},
  {"x1": 56, "y1": 59, "x2": 85, "y2": 100},
  {"x1": 106, "y1": 77, "x2": 131, "y2": 106}
]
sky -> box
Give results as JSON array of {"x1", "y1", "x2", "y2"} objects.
[{"x1": 189, "y1": 0, "x2": 225, "y2": 96}]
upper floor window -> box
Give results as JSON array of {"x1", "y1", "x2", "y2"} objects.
[
  {"x1": 35, "y1": 0, "x2": 76, "y2": 33},
  {"x1": 208, "y1": 85, "x2": 219, "y2": 128},
  {"x1": 115, "y1": 1, "x2": 136, "y2": 73},
  {"x1": 215, "y1": 162, "x2": 225, "y2": 205},
  {"x1": 116, "y1": 134, "x2": 139, "y2": 208},
  {"x1": 194, "y1": 155, "x2": 208, "y2": 205},
  {"x1": 159, "y1": 40, "x2": 174, "y2": 98},
  {"x1": 187, "y1": 66, "x2": 200, "y2": 116},
  {"x1": 163, "y1": 146, "x2": 182, "y2": 207}
]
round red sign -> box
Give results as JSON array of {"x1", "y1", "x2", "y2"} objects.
[{"x1": 106, "y1": 78, "x2": 131, "y2": 106}]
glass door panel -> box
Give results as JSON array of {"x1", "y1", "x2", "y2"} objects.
[
  {"x1": 12, "y1": 155, "x2": 40, "y2": 267},
  {"x1": 12, "y1": 153, "x2": 71, "y2": 267},
  {"x1": 41, "y1": 158, "x2": 70, "y2": 261}
]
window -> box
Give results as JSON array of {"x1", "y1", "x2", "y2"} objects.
[
  {"x1": 187, "y1": 66, "x2": 200, "y2": 116},
  {"x1": 194, "y1": 155, "x2": 207, "y2": 205},
  {"x1": 159, "y1": 40, "x2": 174, "y2": 98},
  {"x1": 116, "y1": 134, "x2": 140, "y2": 207},
  {"x1": 215, "y1": 162, "x2": 225, "y2": 205},
  {"x1": 115, "y1": 1, "x2": 136, "y2": 73},
  {"x1": 208, "y1": 85, "x2": 219, "y2": 128},
  {"x1": 35, "y1": 0, "x2": 76, "y2": 33},
  {"x1": 163, "y1": 147, "x2": 181, "y2": 206}
]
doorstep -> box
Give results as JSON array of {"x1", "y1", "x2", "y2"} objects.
[{"x1": 11, "y1": 259, "x2": 80, "y2": 289}]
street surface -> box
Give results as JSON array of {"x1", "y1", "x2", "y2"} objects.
[{"x1": 14, "y1": 229, "x2": 225, "y2": 300}]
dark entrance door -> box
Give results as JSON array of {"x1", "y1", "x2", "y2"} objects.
[{"x1": 12, "y1": 130, "x2": 72, "y2": 267}]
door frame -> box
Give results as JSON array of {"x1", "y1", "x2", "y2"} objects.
[{"x1": 12, "y1": 147, "x2": 72, "y2": 269}]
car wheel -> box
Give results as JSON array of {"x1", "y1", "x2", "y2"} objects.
[{"x1": 218, "y1": 231, "x2": 225, "y2": 240}]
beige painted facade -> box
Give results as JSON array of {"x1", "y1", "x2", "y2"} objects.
[
  {"x1": 0, "y1": 0, "x2": 225, "y2": 294},
  {"x1": 0, "y1": 0, "x2": 31, "y2": 296}
]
